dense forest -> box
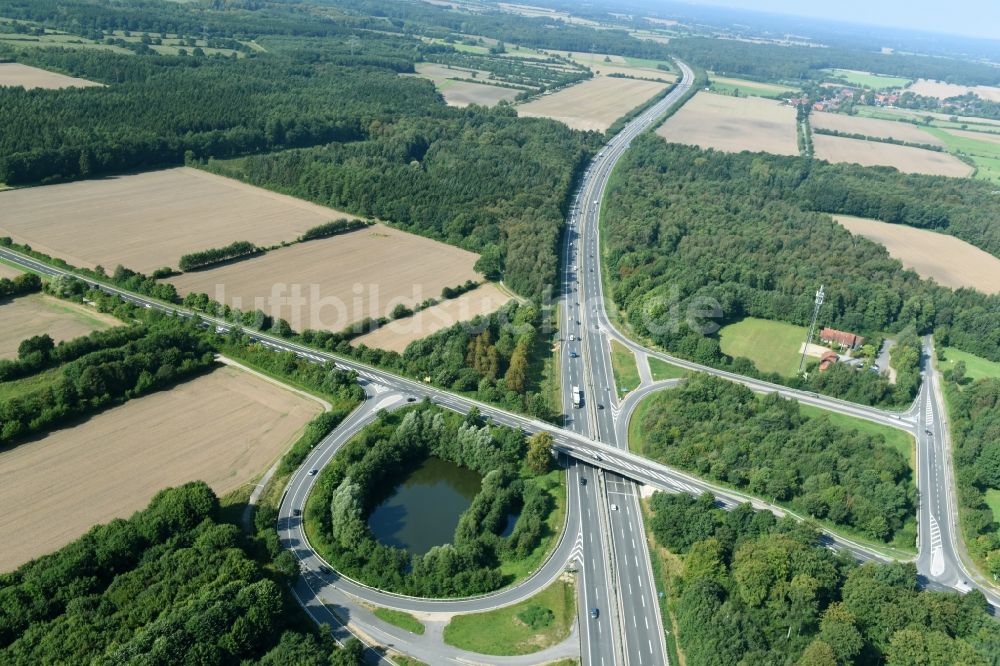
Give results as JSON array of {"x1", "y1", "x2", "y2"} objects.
[
  {"x1": 635, "y1": 375, "x2": 915, "y2": 543},
  {"x1": 946, "y1": 373, "x2": 1000, "y2": 578},
  {"x1": 667, "y1": 36, "x2": 1000, "y2": 86},
  {"x1": 0, "y1": 482, "x2": 363, "y2": 665},
  {"x1": 603, "y1": 139, "x2": 1000, "y2": 398},
  {"x1": 204, "y1": 108, "x2": 596, "y2": 300},
  {"x1": 648, "y1": 491, "x2": 1000, "y2": 665},
  {"x1": 307, "y1": 404, "x2": 559, "y2": 596}
]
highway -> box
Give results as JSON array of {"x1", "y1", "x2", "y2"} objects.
[{"x1": 559, "y1": 59, "x2": 697, "y2": 665}]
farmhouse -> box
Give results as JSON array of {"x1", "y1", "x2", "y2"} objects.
[{"x1": 820, "y1": 327, "x2": 865, "y2": 350}]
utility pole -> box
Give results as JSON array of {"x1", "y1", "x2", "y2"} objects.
[{"x1": 798, "y1": 284, "x2": 824, "y2": 375}]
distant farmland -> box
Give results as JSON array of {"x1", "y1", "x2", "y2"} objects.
[
  {"x1": 657, "y1": 92, "x2": 798, "y2": 155},
  {"x1": 0, "y1": 167, "x2": 357, "y2": 273},
  {"x1": 518, "y1": 76, "x2": 668, "y2": 131},
  {"x1": 0, "y1": 62, "x2": 102, "y2": 89},
  {"x1": 834, "y1": 215, "x2": 1000, "y2": 294},
  {"x1": 811, "y1": 112, "x2": 944, "y2": 146},
  {"x1": 410, "y1": 63, "x2": 520, "y2": 107},
  {"x1": 0, "y1": 365, "x2": 322, "y2": 571},
  {"x1": 168, "y1": 224, "x2": 482, "y2": 333},
  {"x1": 0, "y1": 294, "x2": 119, "y2": 359},
  {"x1": 907, "y1": 78, "x2": 1000, "y2": 102},
  {"x1": 812, "y1": 134, "x2": 973, "y2": 177}
]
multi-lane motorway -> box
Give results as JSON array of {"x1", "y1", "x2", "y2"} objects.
[
  {"x1": 559, "y1": 59, "x2": 696, "y2": 665},
  {"x1": 3, "y1": 52, "x2": 997, "y2": 665}
]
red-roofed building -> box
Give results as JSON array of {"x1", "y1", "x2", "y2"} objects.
[
  {"x1": 818, "y1": 350, "x2": 839, "y2": 372},
  {"x1": 820, "y1": 327, "x2": 865, "y2": 350}
]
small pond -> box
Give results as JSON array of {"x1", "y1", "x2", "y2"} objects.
[{"x1": 367, "y1": 456, "x2": 483, "y2": 556}]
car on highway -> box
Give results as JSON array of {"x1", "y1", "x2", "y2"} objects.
[
  {"x1": 406, "y1": 396, "x2": 417, "y2": 402},
  {"x1": 597, "y1": 403, "x2": 604, "y2": 410},
  {"x1": 590, "y1": 608, "x2": 600, "y2": 619},
  {"x1": 569, "y1": 334, "x2": 575, "y2": 341},
  {"x1": 293, "y1": 509, "x2": 302, "y2": 516},
  {"x1": 308, "y1": 469, "x2": 318, "y2": 476},
  {"x1": 318, "y1": 566, "x2": 331, "y2": 575},
  {"x1": 610, "y1": 504, "x2": 619, "y2": 511},
  {"x1": 580, "y1": 477, "x2": 587, "y2": 486},
  {"x1": 569, "y1": 351, "x2": 579, "y2": 358}
]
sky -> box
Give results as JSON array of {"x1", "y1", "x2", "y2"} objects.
[{"x1": 684, "y1": 0, "x2": 1000, "y2": 40}]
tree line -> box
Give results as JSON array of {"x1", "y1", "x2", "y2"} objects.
[
  {"x1": 635, "y1": 375, "x2": 916, "y2": 543},
  {"x1": 307, "y1": 405, "x2": 558, "y2": 597},
  {"x1": 666, "y1": 35, "x2": 1000, "y2": 86},
  {"x1": 946, "y1": 373, "x2": 1000, "y2": 580},
  {"x1": 603, "y1": 138, "x2": 999, "y2": 406},
  {"x1": 298, "y1": 218, "x2": 371, "y2": 242},
  {"x1": 178, "y1": 240, "x2": 260, "y2": 271},
  {"x1": 648, "y1": 491, "x2": 1000, "y2": 665},
  {"x1": 0, "y1": 482, "x2": 363, "y2": 664},
  {"x1": 0, "y1": 323, "x2": 216, "y2": 443}
]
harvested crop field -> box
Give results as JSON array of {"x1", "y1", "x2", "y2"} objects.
[
  {"x1": 0, "y1": 365, "x2": 322, "y2": 571},
  {"x1": 517, "y1": 76, "x2": 668, "y2": 131},
  {"x1": 167, "y1": 224, "x2": 482, "y2": 332},
  {"x1": 0, "y1": 62, "x2": 102, "y2": 89},
  {"x1": 0, "y1": 167, "x2": 358, "y2": 274},
  {"x1": 657, "y1": 92, "x2": 798, "y2": 155},
  {"x1": 710, "y1": 74, "x2": 796, "y2": 96},
  {"x1": 907, "y1": 78, "x2": 1000, "y2": 102},
  {"x1": 812, "y1": 134, "x2": 973, "y2": 177},
  {"x1": 833, "y1": 215, "x2": 1000, "y2": 294},
  {"x1": 0, "y1": 294, "x2": 119, "y2": 359},
  {"x1": 438, "y1": 79, "x2": 520, "y2": 107},
  {"x1": 811, "y1": 112, "x2": 943, "y2": 146},
  {"x1": 353, "y1": 283, "x2": 511, "y2": 352},
  {"x1": 945, "y1": 128, "x2": 1000, "y2": 146}
]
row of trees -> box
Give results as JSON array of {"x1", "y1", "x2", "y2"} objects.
[
  {"x1": 0, "y1": 324, "x2": 146, "y2": 382},
  {"x1": 178, "y1": 240, "x2": 260, "y2": 271},
  {"x1": 308, "y1": 405, "x2": 557, "y2": 597},
  {"x1": 297, "y1": 218, "x2": 371, "y2": 242},
  {"x1": 604, "y1": 139, "x2": 999, "y2": 405},
  {"x1": 635, "y1": 375, "x2": 916, "y2": 542},
  {"x1": 649, "y1": 491, "x2": 1000, "y2": 664},
  {"x1": 0, "y1": 482, "x2": 363, "y2": 664}
]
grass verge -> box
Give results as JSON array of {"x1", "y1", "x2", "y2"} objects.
[
  {"x1": 648, "y1": 357, "x2": 687, "y2": 381},
  {"x1": 610, "y1": 339, "x2": 640, "y2": 393},
  {"x1": 373, "y1": 607, "x2": 425, "y2": 635},
  {"x1": 442, "y1": 576, "x2": 576, "y2": 655}
]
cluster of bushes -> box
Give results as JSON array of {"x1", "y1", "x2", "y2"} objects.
[
  {"x1": 648, "y1": 491, "x2": 1000, "y2": 664},
  {"x1": 297, "y1": 218, "x2": 371, "y2": 242},
  {"x1": 307, "y1": 405, "x2": 557, "y2": 597},
  {"x1": 0, "y1": 324, "x2": 216, "y2": 443},
  {"x1": 635, "y1": 375, "x2": 915, "y2": 542},
  {"x1": 178, "y1": 240, "x2": 260, "y2": 272},
  {"x1": 0, "y1": 271, "x2": 40, "y2": 300},
  {"x1": 0, "y1": 325, "x2": 146, "y2": 382},
  {"x1": 0, "y1": 482, "x2": 363, "y2": 664}
]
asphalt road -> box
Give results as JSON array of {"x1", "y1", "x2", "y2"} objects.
[{"x1": 558, "y1": 60, "x2": 697, "y2": 665}]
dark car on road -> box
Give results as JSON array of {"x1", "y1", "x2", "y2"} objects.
[{"x1": 590, "y1": 608, "x2": 600, "y2": 619}]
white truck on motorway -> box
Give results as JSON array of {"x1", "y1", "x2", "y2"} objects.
[{"x1": 572, "y1": 385, "x2": 582, "y2": 408}]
